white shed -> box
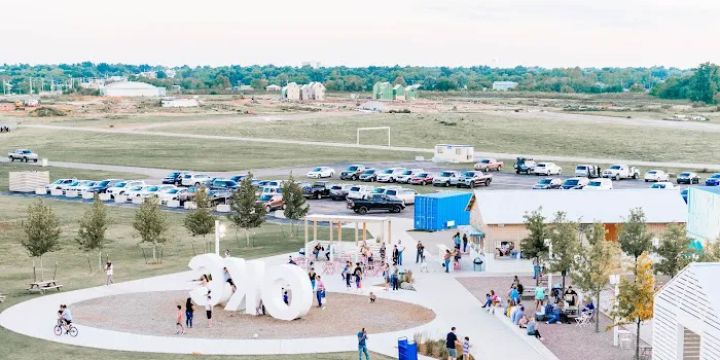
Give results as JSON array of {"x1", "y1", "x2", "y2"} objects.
[
  {"x1": 653, "y1": 263, "x2": 720, "y2": 360},
  {"x1": 282, "y1": 82, "x2": 301, "y2": 101},
  {"x1": 432, "y1": 144, "x2": 474, "y2": 163},
  {"x1": 102, "y1": 81, "x2": 166, "y2": 97},
  {"x1": 492, "y1": 81, "x2": 518, "y2": 91}
]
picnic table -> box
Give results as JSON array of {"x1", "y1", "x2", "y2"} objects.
[{"x1": 27, "y1": 280, "x2": 63, "y2": 294}]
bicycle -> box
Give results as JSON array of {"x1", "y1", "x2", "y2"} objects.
[{"x1": 54, "y1": 321, "x2": 79, "y2": 337}]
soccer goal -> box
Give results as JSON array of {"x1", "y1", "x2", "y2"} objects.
[{"x1": 356, "y1": 126, "x2": 391, "y2": 146}]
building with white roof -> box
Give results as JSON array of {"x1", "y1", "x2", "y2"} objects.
[
  {"x1": 492, "y1": 81, "x2": 518, "y2": 91},
  {"x1": 101, "y1": 81, "x2": 166, "y2": 97},
  {"x1": 432, "y1": 144, "x2": 474, "y2": 163},
  {"x1": 653, "y1": 263, "x2": 720, "y2": 360},
  {"x1": 467, "y1": 189, "x2": 687, "y2": 253}
]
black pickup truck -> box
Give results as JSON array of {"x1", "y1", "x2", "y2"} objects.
[
  {"x1": 303, "y1": 181, "x2": 332, "y2": 200},
  {"x1": 347, "y1": 194, "x2": 405, "y2": 214}
]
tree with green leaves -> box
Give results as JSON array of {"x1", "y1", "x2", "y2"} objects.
[
  {"x1": 547, "y1": 212, "x2": 580, "y2": 290},
  {"x1": 699, "y1": 237, "x2": 720, "y2": 262},
  {"x1": 520, "y1": 208, "x2": 549, "y2": 285},
  {"x1": 21, "y1": 199, "x2": 61, "y2": 281},
  {"x1": 619, "y1": 208, "x2": 653, "y2": 270},
  {"x1": 76, "y1": 196, "x2": 111, "y2": 271},
  {"x1": 184, "y1": 186, "x2": 215, "y2": 252},
  {"x1": 228, "y1": 174, "x2": 266, "y2": 247},
  {"x1": 572, "y1": 223, "x2": 621, "y2": 332},
  {"x1": 611, "y1": 252, "x2": 655, "y2": 360},
  {"x1": 282, "y1": 174, "x2": 309, "y2": 237},
  {"x1": 133, "y1": 197, "x2": 168, "y2": 263},
  {"x1": 655, "y1": 223, "x2": 694, "y2": 277}
]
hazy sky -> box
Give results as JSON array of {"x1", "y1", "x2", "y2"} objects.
[{"x1": 2, "y1": 0, "x2": 717, "y2": 68}]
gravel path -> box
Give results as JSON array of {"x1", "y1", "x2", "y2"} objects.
[{"x1": 73, "y1": 290, "x2": 435, "y2": 340}]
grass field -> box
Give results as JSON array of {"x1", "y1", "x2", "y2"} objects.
[{"x1": 0, "y1": 163, "x2": 144, "y2": 191}]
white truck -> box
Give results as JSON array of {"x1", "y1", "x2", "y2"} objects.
[
  {"x1": 602, "y1": 164, "x2": 640, "y2": 180},
  {"x1": 8, "y1": 149, "x2": 39, "y2": 162}
]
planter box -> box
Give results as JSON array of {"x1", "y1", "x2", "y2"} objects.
[
  {"x1": 35, "y1": 188, "x2": 47, "y2": 195},
  {"x1": 131, "y1": 197, "x2": 144, "y2": 205},
  {"x1": 216, "y1": 204, "x2": 231, "y2": 213},
  {"x1": 65, "y1": 190, "x2": 79, "y2": 198},
  {"x1": 81, "y1": 191, "x2": 95, "y2": 200},
  {"x1": 184, "y1": 202, "x2": 197, "y2": 210},
  {"x1": 114, "y1": 194, "x2": 127, "y2": 203},
  {"x1": 50, "y1": 189, "x2": 63, "y2": 196},
  {"x1": 98, "y1": 193, "x2": 111, "y2": 202},
  {"x1": 166, "y1": 200, "x2": 180, "y2": 208}
]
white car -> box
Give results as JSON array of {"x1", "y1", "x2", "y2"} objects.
[
  {"x1": 376, "y1": 168, "x2": 407, "y2": 183},
  {"x1": 45, "y1": 178, "x2": 77, "y2": 193},
  {"x1": 74, "y1": 180, "x2": 98, "y2": 193},
  {"x1": 126, "y1": 185, "x2": 165, "y2": 199},
  {"x1": 181, "y1": 174, "x2": 212, "y2": 187},
  {"x1": 584, "y1": 178, "x2": 613, "y2": 190},
  {"x1": 432, "y1": 170, "x2": 461, "y2": 187},
  {"x1": 107, "y1": 180, "x2": 146, "y2": 197},
  {"x1": 395, "y1": 169, "x2": 424, "y2": 183},
  {"x1": 158, "y1": 187, "x2": 183, "y2": 204},
  {"x1": 533, "y1": 162, "x2": 562, "y2": 176},
  {"x1": 372, "y1": 185, "x2": 402, "y2": 196},
  {"x1": 306, "y1": 166, "x2": 335, "y2": 179},
  {"x1": 644, "y1": 170, "x2": 669, "y2": 182},
  {"x1": 650, "y1": 181, "x2": 676, "y2": 189},
  {"x1": 346, "y1": 185, "x2": 374, "y2": 200},
  {"x1": 384, "y1": 188, "x2": 417, "y2": 205}
]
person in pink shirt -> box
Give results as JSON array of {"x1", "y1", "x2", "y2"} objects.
[{"x1": 315, "y1": 275, "x2": 326, "y2": 308}]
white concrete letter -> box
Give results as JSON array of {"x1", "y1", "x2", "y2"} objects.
[
  {"x1": 261, "y1": 264, "x2": 313, "y2": 321},
  {"x1": 188, "y1": 253, "x2": 227, "y2": 306}
]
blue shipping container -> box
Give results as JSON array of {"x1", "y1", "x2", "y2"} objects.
[{"x1": 414, "y1": 192, "x2": 472, "y2": 231}]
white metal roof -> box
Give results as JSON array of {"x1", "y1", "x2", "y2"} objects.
[
  {"x1": 690, "y1": 263, "x2": 720, "y2": 314},
  {"x1": 104, "y1": 81, "x2": 159, "y2": 90},
  {"x1": 471, "y1": 189, "x2": 687, "y2": 225}
]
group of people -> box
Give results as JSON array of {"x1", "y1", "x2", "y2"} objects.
[
  {"x1": 445, "y1": 326, "x2": 472, "y2": 360},
  {"x1": 308, "y1": 267, "x2": 327, "y2": 308},
  {"x1": 0, "y1": 125, "x2": 11, "y2": 133},
  {"x1": 482, "y1": 276, "x2": 544, "y2": 341}
]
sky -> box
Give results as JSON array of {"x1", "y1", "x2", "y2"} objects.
[{"x1": 1, "y1": 0, "x2": 717, "y2": 68}]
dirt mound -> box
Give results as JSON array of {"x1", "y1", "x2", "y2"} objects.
[{"x1": 29, "y1": 106, "x2": 67, "y2": 117}]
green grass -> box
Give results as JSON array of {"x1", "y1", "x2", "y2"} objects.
[
  {"x1": 0, "y1": 163, "x2": 144, "y2": 191},
  {"x1": 2, "y1": 128, "x2": 414, "y2": 172}
]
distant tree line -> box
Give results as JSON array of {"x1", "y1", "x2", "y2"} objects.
[{"x1": 3, "y1": 61, "x2": 718, "y2": 102}]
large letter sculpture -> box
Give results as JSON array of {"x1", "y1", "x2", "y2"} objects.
[
  {"x1": 188, "y1": 253, "x2": 228, "y2": 306},
  {"x1": 261, "y1": 264, "x2": 313, "y2": 321}
]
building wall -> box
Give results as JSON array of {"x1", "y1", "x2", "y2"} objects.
[
  {"x1": 432, "y1": 145, "x2": 474, "y2": 163},
  {"x1": 103, "y1": 87, "x2": 165, "y2": 97},
  {"x1": 687, "y1": 187, "x2": 720, "y2": 245}
]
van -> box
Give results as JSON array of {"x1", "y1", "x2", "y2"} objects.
[{"x1": 575, "y1": 164, "x2": 599, "y2": 178}]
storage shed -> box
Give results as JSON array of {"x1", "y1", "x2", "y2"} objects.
[
  {"x1": 414, "y1": 192, "x2": 473, "y2": 231},
  {"x1": 687, "y1": 186, "x2": 720, "y2": 247},
  {"x1": 653, "y1": 263, "x2": 720, "y2": 360},
  {"x1": 9, "y1": 171, "x2": 49, "y2": 192},
  {"x1": 405, "y1": 84, "x2": 420, "y2": 100},
  {"x1": 432, "y1": 144, "x2": 474, "y2": 163},
  {"x1": 373, "y1": 82, "x2": 394, "y2": 101},
  {"x1": 393, "y1": 84, "x2": 406, "y2": 101},
  {"x1": 282, "y1": 82, "x2": 301, "y2": 101}
]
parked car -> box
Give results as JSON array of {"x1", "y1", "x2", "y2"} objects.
[
  {"x1": 384, "y1": 188, "x2": 417, "y2": 205},
  {"x1": 514, "y1": 157, "x2": 536, "y2": 175},
  {"x1": 162, "y1": 171, "x2": 185, "y2": 185},
  {"x1": 705, "y1": 173, "x2": 720, "y2": 186},
  {"x1": 158, "y1": 187, "x2": 183, "y2": 204},
  {"x1": 474, "y1": 158, "x2": 504, "y2": 172},
  {"x1": 263, "y1": 180, "x2": 285, "y2": 188},
  {"x1": 456, "y1": 171, "x2": 492, "y2": 188},
  {"x1": 372, "y1": 185, "x2": 402, "y2": 196},
  {"x1": 261, "y1": 186, "x2": 283, "y2": 196},
  {"x1": 58, "y1": 180, "x2": 82, "y2": 192},
  {"x1": 229, "y1": 175, "x2": 248, "y2": 183},
  {"x1": 532, "y1": 178, "x2": 562, "y2": 190},
  {"x1": 176, "y1": 187, "x2": 199, "y2": 203},
  {"x1": 208, "y1": 189, "x2": 233, "y2": 206},
  {"x1": 409, "y1": 172, "x2": 434, "y2": 186},
  {"x1": 650, "y1": 182, "x2": 676, "y2": 189},
  {"x1": 303, "y1": 181, "x2": 332, "y2": 199},
  {"x1": 644, "y1": 170, "x2": 669, "y2": 182},
  {"x1": 8, "y1": 149, "x2": 38, "y2": 162},
  {"x1": 339, "y1": 164, "x2": 366, "y2": 181},
  {"x1": 346, "y1": 185, "x2": 374, "y2": 200},
  {"x1": 126, "y1": 185, "x2": 163, "y2": 199},
  {"x1": 209, "y1": 179, "x2": 238, "y2": 191},
  {"x1": 395, "y1": 169, "x2": 423, "y2": 183},
  {"x1": 181, "y1": 174, "x2": 212, "y2": 187},
  {"x1": 348, "y1": 194, "x2": 405, "y2": 214},
  {"x1": 376, "y1": 168, "x2": 407, "y2": 183},
  {"x1": 602, "y1": 164, "x2": 640, "y2": 180},
  {"x1": 584, "y1": 178, "x2": 613, "y2": 190},
  {"x1": 676, "y1": 171, "x2": 700, "y2": 184},
  {"x1": 575, "y1": 164, "x2": 599, "y2": 178},
  {"x1": 74, "y1": 180, "x2": 98, "y2": 193},
  {"x1": 106, "y1": 180, "x2": 146, "y2": 197},
  {"x1": 433, "y1": 170, "x2": 460, "y2": 187},
  {"x1": 329, "y1": 184, "x2": 354, "y2": 201},
  {"x1": 257, "y1": 193, "x2": 285, "y2": 212},
  {"x1": 358, "y1": 169, "x2": 378, "y2": 182},
  {"x1": 87, "y1": 179, "x2": 123, "y2": 193},
  {"x1": 533, "y1": 162, "x2": 562, "y2": 176},
  {"x1": 306, "y1": 166, "x2": 335, "y2": 179},
  {"x1": 561, "y1": 177, "x2": 589, "y2": 189},
  {"x1": 45, "y1": 178, "x2": 77, "y2": 193}
]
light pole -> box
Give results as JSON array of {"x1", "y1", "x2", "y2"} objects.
[
  {"x1": 214, "y1": 220, "x2": 227, "y2": 256},
  {"x1": 610, "y1": 273, "x2": 621, "y2": 347},
  {"x1": 544, "y1": 238, "x2": 553, "y2": 295}
]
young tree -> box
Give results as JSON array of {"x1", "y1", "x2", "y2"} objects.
[
  {"x1": 184, "y1": 186, "x2": 215, "y2": 252},
  {"x1": 133, "y1": 197, "x2": 168, "y2": 262},
  {"x1": 572, "y1": 223, "x2": 621, "y2": 332},
  {"x1": 21, "y1": 199, "x2": 61, "y2": 281},
  {"x1": 547, "y1": 212, "x2": 580, "y2": 290},
  {"x1": 655, "y1": 224, "x2": 694, "y2": 277},
  {"x1": 619, "y1": 208, "x2": 653, "y2": 269},
  {"x1": 282, "y1": 174, "x2": 309, "y2": 237},
  {"x1": 520, "y1": 208, "x2": 549, "y2": 285},
  {"x1": 611, "y1": 252, "x2": 655, "y2": 360},
  {"x1": 76, "y1": 195, "x2": 111, "y2": 271},
  {"x1": 228, "y1": 174, "x2": 266, "y2": 247}
]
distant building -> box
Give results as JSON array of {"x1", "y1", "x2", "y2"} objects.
[
  {"x1": 405, "y1": 84, "x2": 420, "y2": 100},
  {"x1": 687, "y1": 187, "x2": 720, "y2": 247},
  {"x1": 266, "y1": 84, "x2": 282, "y2": 92},
  {"x1": 373, "y1": 82, "x2": 394, "y2": 101},
  {"x1": 297, "y1": 82, "x2": 326, "y2": 101},
  {"x1": 492, "y1": 81, "x2": 518, "y2": 91},
  {"x1": 102, "y1": 81, "x2": 166, "y2": 97},
  {"x1": 393, "y1": 85, "x2": 406, "y2": 101},
  {"x1": 432, "y1": 144, "x2": 474, "y2": 163},
  {"x1": 161, "y1": 97, "x2": 200, "y2": 108},
  {"x1": 164, "y1": 69, "x2": 177, "y2": 79},
  {"x1": 237, "y1": 85, "x2": 254, "y2": 93},
  {"x1": 138, "y1": 71, "x2": 157, "y2": 79},
  {"x1": 282, "y1": 82, "x2": 301, "y2": 101}
]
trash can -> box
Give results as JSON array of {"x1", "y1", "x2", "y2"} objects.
[
  {"x1": 473, "y1": 257, "x2": 484, "y2": 272},
  {"x1": 398, "y1": 336, "x2": 418, "y2": 360}
]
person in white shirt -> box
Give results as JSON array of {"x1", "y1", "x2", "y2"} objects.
[
  {"x1": 397, "y1": 240, "x2": 405, "y2": 266},
  {"x1": 205, "y1": 293, "x2": 213, "y2": 328},
  {"x1": 105, "y1": 261, "x2": 114, "y2": 286}
]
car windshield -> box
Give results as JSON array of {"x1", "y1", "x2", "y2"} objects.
[
  {"x1": 382, "y1": 169, "x2": 394, "y2": 174},
  {"x1": 312, "y1": 167, "x2": 321, "y2": 171},
  {"x1": 114, "y1": 182, "x2": 127, "y2": 188},
  {"x1": 363, "y1": 170, "x2": 375, "y2": 174},
  {"x1": 536, "y1": 164, "x2": 546, "y2": 168},
  {"x1": 167, "y1": 172, "x2": 179, "y2": 177},
  {"x1": 386, "y1": 190, "x2": 397, "y2": 195},
  {"x1": 417, "y1": 173, "x2": 428, "y2": 178},
  {"x1": 350, "y1": 186, "x2": 360, "y2": 192},
  {"x1": 402, "y1": 170, "x2": 413, "y2": 175},
  {"x1": 331, "y1": 185, "x2": 342, "y2": 190},
  {"x1": 260, "y1": 194, "x2": 273, "y2": 201},
  {"x1": 647, "y1": 171, "x2": 657, "y2": 174},
  {"x1": 129, "y1": 186, "x2": 142, "y2": 191},
  {"x1": 564, "y1": 179, "x2": 579, "y2": 185},
  {"x1": 576, "y1": 166, "x2": 586, "y2": 170},
  {"x1": 96, "y1": 181, "x2": 110, "y2": 186},
  {"x1": 588, "y1": 181, "x2": 601, "y2": 187},
  {"x1": 481, "y1": 159, "x2": 490, "y2": 164},
  {"x1": 679, "y1": 172, "x2": 690, "y2": 177},
  {"x1": 22, "y1": 150, "x2": 31, "y2": 154},
  {"x1": 464, "y1": 172, "x2": 475, "y2": 177},
  {"x1": 651, "y1": 183, "x2": 665, "y2": 188},
  {"x1": 373, "y1": 188, "x2": 385, "y2": 193},
  {"x1": 711, "y1": 174, "x2": 720, "y2": 179},
  {"x1": 609, "y1": 165, "x2": 621, "y2": 170},
  {"x1": 440, "y1": 172, "x2": 453, "y2": 177},
  {"x1": 538, "y1": 179, "x2": 551, "y2": 184},
  {"x1": 312, "y1": 184, "x2": 325, "y2": 188},
  {"x1": 147, "y1": 186, "x2": 159, "y2": 191},
  {"x1": 183, "y1": 174, "x2": 192, "y2": 179},
  {"x1": 166, "y1": 189, "x2": 179, "y2": 194},
  {"x1": 347, "y1": 166, "x2": 358, "y2": 171}
]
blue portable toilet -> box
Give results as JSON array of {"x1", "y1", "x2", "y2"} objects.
[
  {"x1": 398, "y1": 337, "x2": 418, "y2": 360},
  {"x1": 414, "y1": 192, "x2": 473, "y2": 231}
]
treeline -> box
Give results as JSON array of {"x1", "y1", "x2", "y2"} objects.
[
  {"x1": 650, "y1": 63, "x2": 720, "y2": 104},
  {"x1": 1, "y1": 62, "x2": 717, "y2": 102}
]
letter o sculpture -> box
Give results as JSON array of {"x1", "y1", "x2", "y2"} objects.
[{"x1": 261, "y1": 264, "x2": 313, "y2": 321}]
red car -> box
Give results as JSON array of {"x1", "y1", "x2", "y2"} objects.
[{"x1": 409, "y1": 172, "x2": 434, "y2": 186}]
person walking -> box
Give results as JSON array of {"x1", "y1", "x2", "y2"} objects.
[
  {"x1": 205, "y1": 294, "x2": 213, "y2": 328},
  {"x1": 357, "y1": 328, "x2": 370, "y2": 360},
  {"x1": 452, "y1": 232, "x2": 461, "y2": 250},
  {"x1": 176, "y1": 305, "x2": 185, "y2": 335},
  {"x1": 353, "y1": 263, "x2": 363, "y2": 289},
  {"x1": 342, "y1": 261, "x2": 352, "y2": 288},
  {"x1": 446, "y1": 326, "x2": 459, "y2": 360},
  {"x1": 443, "y1": 249, "x2": 452, "y2": 273},
  {"x1": 185, "y1": 297, "x2": 194, "y2": 328},
  {"x1": 397, "y1": 240, "x2": 405, "y2": 266},
  {"x1": 316, "y1": 275, "x2": 326, "y2": 308},
  {"x1": 105, "y1": 261, "x2": 114, "y2": 286},
  {"x1": 416, "y1": 241, "x2": 425, "y2": 263},
  {"x1": 462, "y1": 234, "x2": 468, "y2": 253},
  {"x1": 392, "y1": 245, "x2": 399, "y2": 266},
  {"x1": 308, "y1": 267, "x2": 317, "y2": 290}
]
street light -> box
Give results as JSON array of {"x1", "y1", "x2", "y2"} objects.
[
  {"x1": 214, "y1": 220, "x2": 227, "y2": 255},
  {"x1": 609, "y1": 273, "x2": 621, "y2": 347}
]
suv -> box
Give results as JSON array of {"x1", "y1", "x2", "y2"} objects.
[
  {"x1": 210, "y1": 179, "x2": 239, "y2": 191},
  {"x1": 358, "y1": 169, "x2": 378, "y2": 182},
  {"x1": 384, "y1": 188, "x2": 417, "y2": 205},
  {"x1": 8, "y1": 149, "x2": 38, "y2": 162},
  {"x1": 257, "y1": 193, "x2": 285, "y2": 212},
  {"x1": 533, "y1": 162, "x2": 562, "y2": 176},
  {"x1": 303, "y1": 181, "x2": 332, "y2": 199},
  {"x1": 644, "y1": 170, "x2": 669, "y2": 182},
  {"x1": 46, "y1": 178, "x2": 77, "y2": 193},
  {"x1": 457, "y1": 171, "x2": 492, "y2": 188},
  {"x1": 162, "y1": 171, "x2": 185, "y2": 185},
  {"x1": 474, "y1": 158, "x2": 504, "y2": 172},
  {"x1": 706, "y1": 173, "x2": 720, "y2": 186},
  {"x1": 514, "y1": 157, "x2": 536, "y2": 175},
  {"x1": 329, "y1": 184, "x2": 354, "y2": 201},
  {"x1": 602, "y1": 164, "x2": 640, "y2": 180},
  {"x1": 395, "y1": 169, "x2": 423, "y2": 183},
  {"x1": 409, "y1": 172, "x2": 434, "y2": 186},
  {"x1": 107, "y1": 180, "x2": 146, "y2": 198},
  {"x1": 346, "y1": 185, "x2": 374, "y2": 200},
  {"x1": 340, "y1": 164, "x2": 366, "y2": 181},
  {"x1": 532, "y1": 178, "x2": 562, "y2": 190},
  {"x1": 87, "y1": 179, "x2": 124, "y2": 193},
  {"x1": 676, "y1": 172, "x2": 700, "y2": 184},
  {"x1": 181, "y1": 174, "x2": 212, "y2": 187},
  {"x1": 561, "y1": 177, "x2": 589, "y2": 189},
  {"x1": 575, "y1": 164, "x2": 599, "y2": 178},
  {"x1": 348, "y1": 194, "x2": 405, "y2": 214},
  {"x1": 376, "y1": 168, "x2": 407, "y2": 183},
  {"x1": 432, "y1": 170, "x2": 460, "y2": 187}
]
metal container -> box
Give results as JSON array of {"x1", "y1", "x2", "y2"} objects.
[{"x1": 414, "y1": 192, "x2": 472, "y2": 231}]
